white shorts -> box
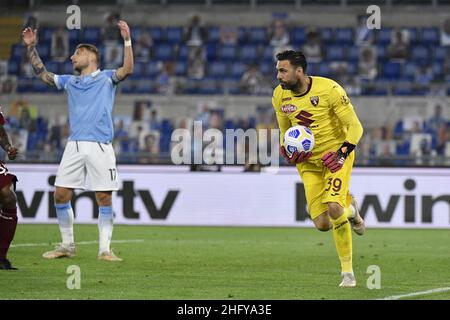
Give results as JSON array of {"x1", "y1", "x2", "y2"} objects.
[{"x1": 55, "y1": 141, "x2": 119, "y2": 191}]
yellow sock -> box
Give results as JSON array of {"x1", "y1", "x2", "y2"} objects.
[{"x1": 330, "y1": 213, "x2": 353, "y2": 273}]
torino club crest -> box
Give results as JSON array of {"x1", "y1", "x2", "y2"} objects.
[{"x1": 310, "y1": 96, "x2": 319, "y2": 107}]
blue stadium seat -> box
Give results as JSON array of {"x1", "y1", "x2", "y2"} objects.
[
  {"x1": 206, "y1": 43, "x2": 218, "y2": 61},
  {"x1": 8, "y1": 60, "x2": 20, "y2": 75},
  {"x1": 45, "y1": 61, "x2": 60, "y2": 74},
  {"x1": 237, "y1": 27, "x2": 247, "y2": 44},
  {"x1": 326, "y1": 45, "x2": 345, "y2": 61},
  {"x1": 382, "y1": 61, "x2": 402, "y2": 80},
  {"x1": 347, "y1": 46, "x2": 359, "y2": 62},
  {"x1": 393, "y1": 82, "x2": 414, "y2": 96},
  {"x1": 434, "y1": 46, "x2": 447, "y2": 62},
  {"x1": 83, "y1": 27, "x2": 100, "y2": 43},
  {"x1": 402, "y1": 62, "x2": 417, "y2": 80},
  {"x1": 248, "y1": 27, "x2": 267, "y2": 44},
  {"x1": 166, "y1": 26, "x2": 183, "y2": 44},
  {"x1": 174, "y1": 61, "x2": 187, "y2": 76},
  {"x1": 146, "y1": 62, "x2": 160, "y2": 78},
  {"x1": 37, "y1": 43, "x2": 50, "y2": 60},
  {"x1": 11, "y1": 44, "x2": 25, "y2": 60},
  {"x1": 377, "y1": 28, "x2": 392, "y2": 45},
  {"x1": 135, "y1": 79, "x2": 156, "y2": 94},
  {"x1": 347, "y1": 62, "x2": 358, "y2": 75},
  {"x1": 335, "y1": 28, "x2": 353, "y2": 45},
  {"x1": 154, "y1": 44, "x2": 174, "y2": 61},
  {"x1": 178, "y1": 45, "x2": 189, "y2": 61},
  {"x1": 225, "y1": 119, "x2": 235, "y2": 129},
  {"x1": 260, "y1": 62, "x2": 275, "y2": 76},
  {"x1": 421, "y1": 27, "x2": 439, "y2": 45},
  {"x1": 411, "y1": 45, "x2": 430, "y2": 65},
  {"x1": 239, "y1": 45, "x2": 258, "y2": 63},
  {"x1": 220, "y1": 45, "x2": 238, "y2": 61},
  {"x1": 316, "y1": 63, "x2": 331, "y2": 77},
  {"x1": 431, "y1": 62, "x2": 444, "y2": 80},
  {"x1": 148, "y1": 27, "x2": 164, "y2": 43},
  {"x1": 41, "y1": 27, "x2": 55, "y2": 42},
  {"x1": 229, "y1": 62, "x2": 247, "y2": 79},
  {"x1": 60, "y1": 61, "x2": 73, "y2": 74},
  {"x1": 406, "y1": 28, "x2": 419, "y2": 45},
  {"x1": 131, "y1": 62, "x2": 146, "y2": 78},
  {"x1": 208, "y1": 61, "x2": 227, "y2": 79},
  {"x1": 207, "y1": 26, "x2": 220, "y2": 44},
  {"x1": 262, "y1": 46, "x2": 275, "y2": 62},
  {"x1": 68, "y1": 29, "x2": 82, "y2": 44},
  {"x1": 291, "y1": 27, "x2": 305, "y2": 45},
  {"x1": 320, "y1": 27, "x2": 334, "y2": 42}
]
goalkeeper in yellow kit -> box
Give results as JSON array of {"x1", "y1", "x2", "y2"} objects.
[{"x1": 272, "y1": 50, "x2": 365, "y2": 287}]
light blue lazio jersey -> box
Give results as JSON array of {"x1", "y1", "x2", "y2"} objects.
[{"x1": 54, "y1": 69, "x2": 119, "y2": 143}]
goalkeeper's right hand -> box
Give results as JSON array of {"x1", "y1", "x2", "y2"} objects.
[{"x1": 280, "y1": 146, "x2": 312, "y2": 165}]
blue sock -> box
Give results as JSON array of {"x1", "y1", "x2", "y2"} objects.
[
  {"x1": 55, "y1": 202, "x2": 74, "y2": 246},
  {"x1": 98, "y1": 206, "x2": 113, "y2": 254}
]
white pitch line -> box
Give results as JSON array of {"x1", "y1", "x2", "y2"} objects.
[
  {"x1": 11, "y1": 239, "x2": 144, "y2": 248},
  {"x1": 379, "y1": 287, "x2": 450, "y2": 300}
]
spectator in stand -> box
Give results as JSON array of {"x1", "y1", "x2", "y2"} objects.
[
  {"x1": 104, "y1": 43, "x2": 123, "y2": 69},
  {"x1": 51, "y1": 27, "x2": 69, "y2": 62},
  {"x1": 157, "y1": 62, "x2": 175, "y2": 95},
  {"x1": 187, "y1": 46, "x2": 205, "y2": 79},
  {"x1": 149, "y1": 109, "x2": 161, "y2": 132},
  {"x1": 426, "y1": 104, "x2": 448, "y2": 155},
  {"x1": 185, "y1": 15, "x2": 207, "y2": 47},
  {"x1": 219, "y1": 25, "x2": 238, "y2": 45},
  {"x1": 415, "y1": 65, "x2": 433, "y2": 86},
  {"x1": 387, "y1": 29, "x2": 409, "y2": 62},
  {"x1": 240, "y1": 65, "x2": 263, "y2": 95},
  {"x1": 134, "y1": 31, "x2": 153, "y2": 62},
  {"x1": 302, "y1": 30, "x2": 323, "y2": 63},
  {"x1": 355, "y1": 15, "x2": 375, "y2": 46},
  {"x1": 440, "y1": 17, "x2": 450, "y2": 46},
  {"x1": 358, "y1": 46, "x2": 377, "y2": 81},
  {"x1": 270, "y1": 20, "x2": 290, "y2": 48}
]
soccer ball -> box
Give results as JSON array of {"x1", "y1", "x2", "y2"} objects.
[{"x1": 283, "y1": 125, "x2": 315, "y2": 157}]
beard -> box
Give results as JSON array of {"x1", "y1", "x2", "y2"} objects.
[{"x1": 279, "y1": 79, "x2": 300, "y2": 91}]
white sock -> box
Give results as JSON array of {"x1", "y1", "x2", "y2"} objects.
[
  {"x1": 98, "y1": 206, "x2": 113, "y2": 254},
  {"x1": 55, "y1": 202, "x2": 74, "y2": 246}
]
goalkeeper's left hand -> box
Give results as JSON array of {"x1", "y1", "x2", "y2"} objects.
[{"x1": 321, "y1": 142, "x2": 356, "y2": 173}]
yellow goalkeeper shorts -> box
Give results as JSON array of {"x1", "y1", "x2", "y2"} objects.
[{"x1": 296, "y1": 152, "x2": 355, "y2": 220}]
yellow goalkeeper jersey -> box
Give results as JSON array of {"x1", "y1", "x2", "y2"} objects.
[{"x1": 272, "y1": 76, "x2": 363, "y2": 160}]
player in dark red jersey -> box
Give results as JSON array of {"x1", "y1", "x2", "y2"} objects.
[{"x1": 0, "y1": 105, "x2": 19, "y2": 270}]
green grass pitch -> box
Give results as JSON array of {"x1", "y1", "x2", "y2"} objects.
[{"x1": 1, "y1": 225, "x2": 449, "y2": 300}]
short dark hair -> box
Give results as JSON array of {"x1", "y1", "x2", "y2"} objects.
[
  {"x1": 276, "y1": 50, "x2": 307, "y2": 73},
  {"x1": 76, "y1": 43, "x2": 100, "y2": 65}
]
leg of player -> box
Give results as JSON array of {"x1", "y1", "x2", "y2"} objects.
[
  {"x1": 42, "y1": 187, "x2": 76, "y2": 259},
  {"x1": 96, "y1": 191, "x2": 122, "y2": 262},
  {"x1": 312, "y1": 212, "x2": 332, "y2": 231},
  {"x1": 0, "y1": 183, "x2": 18, "y2": 270},
  {"x1": 327, "y1": 202, "x2": 356, "y2": 288}
]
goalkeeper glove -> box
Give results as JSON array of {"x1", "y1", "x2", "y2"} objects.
[
  {"x1": 321, "y1": 142, "x2": 356, "y2": 173},
  {"x1": 280, "y1": 146, "x2": 312, "y2": 165}
]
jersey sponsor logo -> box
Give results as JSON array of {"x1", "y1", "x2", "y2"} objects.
[
  {"x1": 281, "y1": 104, "x2": 297, "y2": 114},
  {"x1": 310, "y1": 96, "x2": 319, "y2": 106},
  {"x1": 282, "y1": 97, "x2": 292, "y2": 102},
  {"x1": 295, "y1": 110, "x2": 315, "y2": 127}
]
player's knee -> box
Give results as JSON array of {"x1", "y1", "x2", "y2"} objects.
[
  {"x1": 95, "y1": 192, "x2": 112, "y2": 206},
  {"x1": 54, "y1": 189, "x2": 71, "y2": 204},
  {"x1": 327, "y1": 202, "x2": 343, "y2": 219},
  {"x1": 316, "y1": 223, "x2": 331, "y2": 232},
  {"x1": 0, "y1": 184, "x2": 17, "y2": 208}
]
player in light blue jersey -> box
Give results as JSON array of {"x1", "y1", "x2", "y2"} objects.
[{"x1": 22, "y1": 20, "x2": 134, "y2": 261}]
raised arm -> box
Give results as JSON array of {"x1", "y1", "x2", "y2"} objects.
[
  {"x1": 21, "y1": 27, "x2": 56, "y2": 87},
  {"x1": 115, "y1": 20, "x2": 134, "y2": 81}
]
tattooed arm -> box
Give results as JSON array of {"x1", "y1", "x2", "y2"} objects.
[
  {"x1": 22, "y1": 27, "x2": 56, "y2": 87},
  {"x1": 0, "y1": 125, "x2": 17, "y2": 160}
]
